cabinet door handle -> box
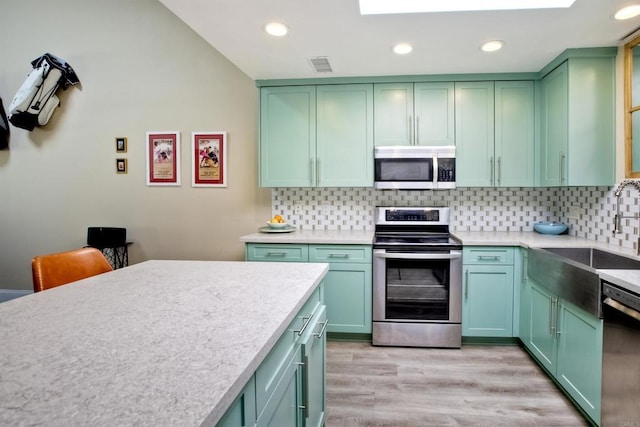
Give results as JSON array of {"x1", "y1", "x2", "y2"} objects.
[
  {"x1": 309, "y1": 158, "x2": 314, "y2": 185},
  {"x1": 301, "y1": 354, "x2": 310, "y2": 418},
  {"x1": 548, "y1": 296, "x2": 554, "y2": 335},
  {"x1": 464, "y1": 269, "x2": 469, "y2": 300},
  {"x1": 550, "y1": 297, "x2": 558, "y2": 335},
  {"x1": 477, "y1": 255, "x2": 500, "y2": 261},
  {"x1": 295, "y1": 313, "x2": 314, "y2": 336},
  {"x1": 490, "y1": 157, "x2": 494, "y2": 185},
  {"x1": 559, "y1": 152, "x2": 566, "y2": 183},
  {"x1": 521, "y1": 252, "x2": 528, "y2": 284},
  {"x1": 409, "y1": 115, "x2": 413, "y2": 145},
  {"x1": 328, "y1": 253, "x2": 349, "y2": 258},
  {"x1": 266, "y1": 252, "x2": 287, "y2": 257},
  {"x1": 497, "y1": 157, "x2": 502, "y2": 186},
  {"x1": 314, "y1": 319, "x2": 329, "y2": 339},
  {"x1": 316, "y1": 158, "x2": 321, "y2": 185}
]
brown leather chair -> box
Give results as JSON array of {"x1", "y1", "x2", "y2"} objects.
[{"x1": 32, "y1": 247, "x2": 113, "y2": 293}]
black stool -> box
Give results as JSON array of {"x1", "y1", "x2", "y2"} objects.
[{"x1": 86, "y1": 227, "x2": 132, "y2": 269}]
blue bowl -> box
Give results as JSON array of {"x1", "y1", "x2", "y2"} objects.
[{"x1": 534, "y1": 221, "x2": 568, "y2": 235}]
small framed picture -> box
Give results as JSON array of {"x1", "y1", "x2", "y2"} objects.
[
  {"x1": 116, "y1": 158, "x2": 127, "y2": 174},
  {"x1": 116, "y1": 137, "x2": 127, "y2": 153},
  {"x1": 146, "y1": 131, "x2": 181, "y2": 186},
  {"x1": 192, "y1": 131, "x2": 227, "y2": 187}
]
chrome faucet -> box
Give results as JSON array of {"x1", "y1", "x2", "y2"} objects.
[{"x1": 613, "y1": 179, "x2": 640, "y2": 254}]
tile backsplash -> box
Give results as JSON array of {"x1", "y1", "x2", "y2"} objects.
[{"x1": 272, "y1": 185, "x2": 640, "y2": 251}]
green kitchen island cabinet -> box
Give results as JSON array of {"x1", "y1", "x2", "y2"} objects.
[
  {"x1": 538, "y1": 48, "x2": 616, "y2": 187},
  {"x1": 462, "y1": 247, "x2": 515, "y2": 338},
  {"x1": 373, "y1": 82, "x2": 455, "y2": 146},
  {"x1": 455, "y1": 81, "x2": 535, "y2": 187},
  {"x1": 246, "y1": 243, "x2": 372, "y2": 336},
  {"x1": 525, "y1": 279, "x2": 603, "y2": 425},
  {"x1": 259, "y1": 84, "x2": 373, "y2": 188}
]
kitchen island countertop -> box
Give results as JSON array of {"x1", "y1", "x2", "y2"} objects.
[{"x1": 0, "y1": 260, "x2": 328, "y2": 426}]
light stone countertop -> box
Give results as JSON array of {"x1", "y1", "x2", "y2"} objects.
[
  {"x1": 452, "y1": 230, "x2": 640, "y2": 295},
  {"x1": 0, "y1": 260, "x2": 329, "y2": 427},
  {"x1": 240, "y1": 229, "x2": 374, "y2": 245}
]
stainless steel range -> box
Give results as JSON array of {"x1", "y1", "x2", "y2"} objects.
[{"x1": 372, "y1": 206, "x2": 462, "y2": 348}]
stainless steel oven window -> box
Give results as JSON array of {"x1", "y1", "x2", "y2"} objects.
[{"x1": 373, "y1": 250, "x2": 462, "y2": 324}]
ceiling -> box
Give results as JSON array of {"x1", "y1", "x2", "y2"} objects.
[{"x1": 158, "y1": 0, "x2": 640, "y2": 81}]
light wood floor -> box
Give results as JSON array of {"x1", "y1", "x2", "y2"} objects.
[{"x1": 326, "y1": 341, "x2": 589, "y2": 427}]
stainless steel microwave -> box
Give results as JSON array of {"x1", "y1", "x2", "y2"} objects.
[{"x1": 374, "y1": 146, "x2": 456, "y2": 190}]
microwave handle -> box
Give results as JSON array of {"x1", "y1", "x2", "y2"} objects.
[{"x1": 374, "y1": 249, "x2": 462, "y2": 260}]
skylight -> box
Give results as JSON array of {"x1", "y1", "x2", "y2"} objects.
[{"x1": 359, "y1": 0, "x2": 576, "y2": 15}]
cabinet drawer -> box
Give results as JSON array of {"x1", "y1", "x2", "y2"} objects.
[
  {"x1": 463, "y1": 247, "x2": 514, "y2": 265},
  {"x1": 308, "y1": 245, "x2": 371, "y2": 263},
  {"x1": 255, "y1": 285, "x2": 322, "y2": 417},
  {"x1": 246, "y1": 244, "x2": 309, "y2": 262}
]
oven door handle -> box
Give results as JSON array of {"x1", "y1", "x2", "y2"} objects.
[{"x1": 373, "y1": 249, "x2": 462, "y2": 260}]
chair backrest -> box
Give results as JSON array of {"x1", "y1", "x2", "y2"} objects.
[{"x1": 32, "y1": 247, "x2": 113, "y2": 293}]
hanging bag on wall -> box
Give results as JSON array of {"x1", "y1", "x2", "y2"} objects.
[
  {"x1": 0, "y1": 97, "x2": 9, "y2": 149},
  {"x1": 8, "y1": 53, "x2": 80, "y2": 131}
]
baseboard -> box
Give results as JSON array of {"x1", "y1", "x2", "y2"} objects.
[{"x1": 0, "y1": 289, "x2": 32, "y2": 303}]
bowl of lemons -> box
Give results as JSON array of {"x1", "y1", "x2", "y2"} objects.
[{"x1": 267, "y1": 214, "x2": 288, "y2": 229}]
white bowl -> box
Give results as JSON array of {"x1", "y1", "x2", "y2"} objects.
[
  {"x1": 266, "y1": 221, "x2": 288, "y2": 229},
  {"x1": 534, "y1": 221, "x2": 568, "y2": 235}
]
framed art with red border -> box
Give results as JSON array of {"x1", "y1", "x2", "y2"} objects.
[
  {"x1": 191, "y1": 131, "x2": 227, "y2": 187},
  {"x1": 146, "y1": 131, "x2": 180, "y2": 186}
]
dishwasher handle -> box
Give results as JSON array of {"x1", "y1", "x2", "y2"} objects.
[{"x1": 603, "y1": 297, "x2": 640, "y2": 322}]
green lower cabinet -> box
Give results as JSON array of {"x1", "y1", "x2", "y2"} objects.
[
  {"x1": 217, "y1": 376, "x2": 257, "y2": 427},
  {"x1": 462, "y1": 246, "x2": 516, "y2": 338},
  {"x1": 256, "y1": 351, "x2": 302, "y2": 427},
  {"x1": 321, "y1": 264, "x2": 371, "y2": 334},
  {"x1": 462, "y1": 264, "x2": 514, "y2": 337},
  {"x1": 300, "y1": 305, "x2": 327, "y2": 427},
  {"x1": 525, "y1": 279, "x2": 602, "y2": 425},
  {"x1": 247, "y1": 243, "x2": 372, "y2": 336}
]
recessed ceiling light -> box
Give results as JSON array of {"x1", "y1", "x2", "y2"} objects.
[
  {"x1": 481, "y1": 40, "x2": 504, "y2": 52},
  {"x1": 614, "y1": 4, "x2": 640, "y2": 20},
  {"x1": 264, "y1": 22, "x2": 289, "y2": 37},
  {"x1": 393, "y1": 43, "x2": 413, "y2": 55},
  {"x1": 360, "y1": 0, "x2": 575, "y2": 15}
]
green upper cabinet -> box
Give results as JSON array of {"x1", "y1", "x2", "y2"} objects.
[
  {"x1": 373, "y1": 82, "x2": 455, "y2": 146},
  {"x1": 316, "y1": 84, "x2": 374, "y2": 187},
  {"x1": 456, "y1": 81, "x2": 535, "y2": 187},
  {"x1": 455, "y1": 82, "x2": 495, "y2": 187},
  {"x1": 539, "y1": 53, "x2": 615, "y2": 186},
  {"x1": 260, "y1": 84, "x2": 373, "y2": 187},
  {"x1": 495, "y1": 81, "x2": 536, "y2": 186},
  {"x1": 260, "y1": 86, "x2": 316, "y2": 187}
]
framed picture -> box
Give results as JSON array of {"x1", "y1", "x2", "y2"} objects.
[
  {"x1": 116, "y1": 137, "x2": 127, "y2": 153},
  {"x1": 116, "y1": 158, "x2": 127, "y2": 174},
  {"x1": 191, "y1": 131, "x2": 227, "y2": 187},
  {"x1": 146, "y1": 131, "x2": 180, "y2": 186}
]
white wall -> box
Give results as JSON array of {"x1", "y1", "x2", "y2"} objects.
[{"x1": 0, "y1": 0, "x2": 271, "y2": 290}]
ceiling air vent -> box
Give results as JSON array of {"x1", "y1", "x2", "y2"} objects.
[{"x1": 308, "y1": 56, "x2": 333, "y2": 73}]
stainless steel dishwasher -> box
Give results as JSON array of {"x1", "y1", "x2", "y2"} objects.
[{"x1": 601, "y1": 280, "x2": 640, "y2": 426}]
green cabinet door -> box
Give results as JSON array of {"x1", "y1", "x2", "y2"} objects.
[
  {"x1": 414, "y1": 82, "x2": 455, "y2": 146},
  {"x1": 494, "y1": 81, "x2": 535, "y2": 187},
  {"x1": 539, "y1": 54, "x2": 615, "y2": 186},
  {"x1": 256, "y1": 351, "x2": 302, "y2": 427},
  {"x1": 455, "y1": 82, "x2": 495, "y2": 187},
  {"x1": 540, "y1": 63, "x2": 568, "y2": 187},
  {"x1": 518, "y1": 250, "x2": 530, "y2": 343},
  {"x1": 322, "y1": 264, "x2": 372, "y2": 334},
  {"x1": 217, "y1": 377, "x2": 257, "y2": 427},
  {"x1": 528, "y1": 280, "x2": 558, "y2": 374},
  {"x1": 316, "y1": 84, "x2": 373, "y2": 187},
  {"x1": 462, "y1": 264, "x2": 514, "y2": 337},
  {"x1": 373, "y1": 83, "x2": 413, "y2": 146},
  {"x1": 301, "y1": 305, "x2": 327, "y2": 427},
  {"x1": 556, "y1": 301, "x2": 603, "y2": 424},
  {"x1": 260, "y1": 86, "x2": 316, "y2": 187}
]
